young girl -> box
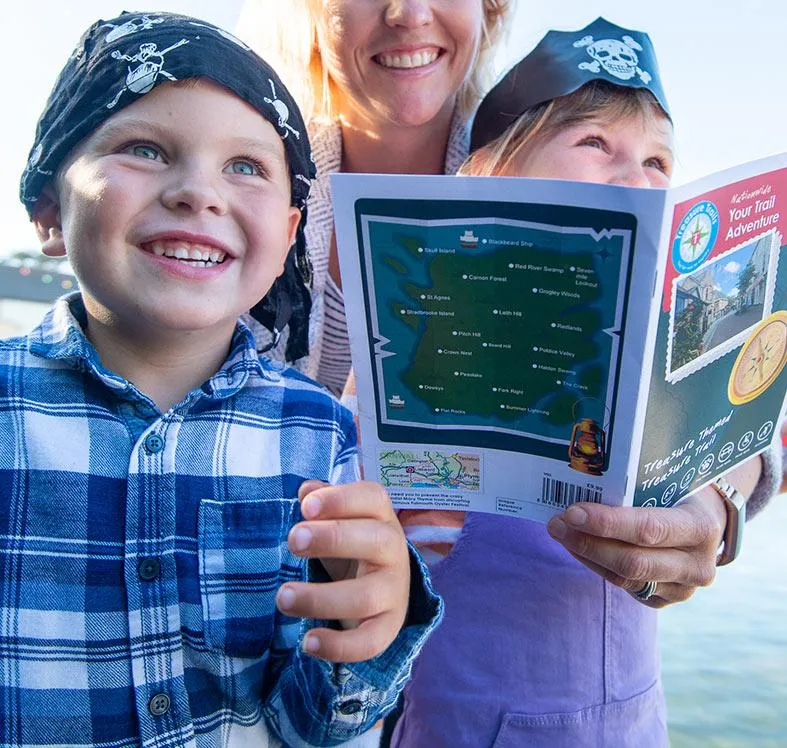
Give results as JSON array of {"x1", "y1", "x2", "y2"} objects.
[{"x1": 392, "y1": 17, "x2": 780, "y2": 748}]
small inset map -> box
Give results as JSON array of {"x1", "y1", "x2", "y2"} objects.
[{"x1": 379, "y1": 449, "x2": 481, "y2": 491}]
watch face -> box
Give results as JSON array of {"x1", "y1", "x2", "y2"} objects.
[{"x1": 728, "y1": 311, "x2": 787, "y2": 405}]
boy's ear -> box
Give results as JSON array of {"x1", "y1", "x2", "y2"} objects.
[
  {"x1": 275, "y1": 206, "x2": 301, "y2": 277},
  {"x1": 32, "y1": 184, "x2": 66, "y2": 258},
  {"x1": 286, "y1": 207, "x2": 301, "y2": 252}
]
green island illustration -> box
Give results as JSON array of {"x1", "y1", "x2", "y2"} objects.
[{"x1": 364, "y1": 216, "x2": 630, "y2": 454}]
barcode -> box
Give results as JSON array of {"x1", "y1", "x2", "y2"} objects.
[{"x1": 540, "y1": 476, "x2": 603, "y2": 508}]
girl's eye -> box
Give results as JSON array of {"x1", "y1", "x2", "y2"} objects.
[
  {"x1": 578, "y1": 135, "x2": 607, "y2": 151},
  {"x1": 645, "y1": 156, "x2": 670, "y2": 175},
  {"x1": 128, "y1": 144, "x2": 162, "y2": 161},
  {"x1": 227, "y1": 158, "x2": 264, "y2": 177}
]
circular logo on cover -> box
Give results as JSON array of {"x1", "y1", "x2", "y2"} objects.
[
  {"x1": 718, "y1": 442, "x2": 735, "y2": 463},
  {"x1": 672, "y1": 200, "x2": 719, "y2": 274},
  {"x1": 757, "y1": 421, "x2": 775, "y2": 441},
  {"x1": 680, "y1": 467, "x2": 696, "y2": 490},
  {"x1": 698, "y1": 454, "x2": 715, "y2": 474},
  {"x1": 661, "y1": 483, "x2": 678, "y2": 505}
]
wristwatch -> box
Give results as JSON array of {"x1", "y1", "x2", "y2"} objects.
[{"x1": 710, "y1": 476, "x2": 746, "y2": 566}]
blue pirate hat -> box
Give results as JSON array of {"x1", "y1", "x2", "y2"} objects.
[{"x1": 471, "y1": 17, "x2": 670, "y2": 151}]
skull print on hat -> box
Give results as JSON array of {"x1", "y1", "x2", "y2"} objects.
[{"x1": 470, "y1": 17, "x2": 670, "y2": 152}]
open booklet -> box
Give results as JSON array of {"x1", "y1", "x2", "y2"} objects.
[{"x1": 332, "y1": 153, "x2": 787, "y2": 523}]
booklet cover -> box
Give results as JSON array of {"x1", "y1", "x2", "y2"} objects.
[{"x1": 332, "y1": 154, "x2": 787, "y2": 522}]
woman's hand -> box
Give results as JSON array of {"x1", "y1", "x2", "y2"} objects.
[
  {"x1": 547, "y1": 489, "x2": 725, "y2": 608},
  {"x1": 547, "y1": 456, "x2": 762, "y2": 608}
]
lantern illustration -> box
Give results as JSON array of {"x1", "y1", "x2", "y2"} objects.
[{"x1": 568, "y1": 398, "x2": 608, "y2": 475}]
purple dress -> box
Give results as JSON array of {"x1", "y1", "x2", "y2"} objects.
[{"x1": 392, "y1": 512, "x2": 667, "y2": 747}]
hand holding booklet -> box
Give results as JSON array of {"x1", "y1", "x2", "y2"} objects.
[{"x1": 332, "y1": 154, "x2": 787, "y2": 522}]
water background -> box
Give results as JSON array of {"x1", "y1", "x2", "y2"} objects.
[{"x1": 661, "y1": 496, "x2": 787, "y2": 746}]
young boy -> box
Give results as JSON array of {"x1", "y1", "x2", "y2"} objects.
[{"x1": 3, "y1": 12, "x2": 440, "y2": 747}]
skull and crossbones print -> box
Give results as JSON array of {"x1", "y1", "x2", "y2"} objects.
[
  {"x1": 573, "y1": 34, "x2": 652, "y2": 84},
  {"x1": 264, "y1": 79, "x2": 301, "y2": 140},
  {"x1": 101, "y1": 15, "x2": 165, "y2": 43},
  {"x1": 107, "y1": 38, "x2": 189, "y2": 109}
]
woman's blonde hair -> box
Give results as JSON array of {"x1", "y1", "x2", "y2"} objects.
[
  {"x1": 461, "y1": 80, "x2": 671, "y2": 177},
  {"x1": 237, "y1": 0, "x2": 514, "y2": 122}
]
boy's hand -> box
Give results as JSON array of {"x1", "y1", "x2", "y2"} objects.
[{"x1": 276, "y1": 480, "x2": 410, "y2": 663}]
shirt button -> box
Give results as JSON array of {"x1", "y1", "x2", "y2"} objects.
[
  {"x1": 338, "y1": 700, "x2": 363, "y2": 716},
  {"x1": 138, "y1": 557, "x2": 161, "y2": 581},
  {"x1": 144, "y1": 433, "x2": 165, "y2": 454},
  {"x1": 148, "y1": 692, "x2": 171, "y2": 716}
]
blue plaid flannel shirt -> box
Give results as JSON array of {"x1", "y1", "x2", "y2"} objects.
[{"x1": 0, "y1": 295, "x2": 441, "y2": 748}]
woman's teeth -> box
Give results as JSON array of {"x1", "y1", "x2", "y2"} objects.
[
  {"x1": 376, "y1": 49, "x2": 439, "y2": 69},
  {"x1": 149, "y1": 240, "x2": 227, "y2": 267}
]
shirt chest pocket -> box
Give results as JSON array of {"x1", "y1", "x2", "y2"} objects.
[{"x1": 198, "y1": 497, "x2": 304, "y2": 658}]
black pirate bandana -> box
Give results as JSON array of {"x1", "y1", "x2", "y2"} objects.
[
  {"x1": 471, "y1": 17, "x2": 671, "y2": 151},
  {"x1": 19, "y1": 11, "x2": 316, "y2": 361}
]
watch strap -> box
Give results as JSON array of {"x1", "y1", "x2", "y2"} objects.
[{"x1": 711, "y1": 476, "x2": 746, "y2": 566}]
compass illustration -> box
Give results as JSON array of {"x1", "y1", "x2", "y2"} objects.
[
  {"x1": 672, "y1": 200, "x2": 719, "y2": 273},
  {"x1": 680, "y1": 213, "x2": 713, "y2": 263},
  {"x1": 727, "y1": 311, "x2": 787, "y2": 405}
]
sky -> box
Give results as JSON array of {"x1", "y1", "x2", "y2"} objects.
[
  {"x1": 3, "y1": 1, "x2": 785, "y2": 256},
  {"x1": 717, "y1": 246, "x2": 754, "y2": 297}
]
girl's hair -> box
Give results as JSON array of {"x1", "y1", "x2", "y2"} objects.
[
  {"x1": 238, "y1": 0, "x2": 515, "y2": 122},
  {"x1": 461, "y1": 80, "x2": 670, "y2": 177}
]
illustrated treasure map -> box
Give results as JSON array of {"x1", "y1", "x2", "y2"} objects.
[{"x1": 332, "y1": 153, "x2": 787, "y2": 522}]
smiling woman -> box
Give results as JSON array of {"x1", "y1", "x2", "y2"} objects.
[
  {"x1": 310, "y1": 0, "x2": 485, "y2": 133},
  {"x1": 240, "y1": 0, "x2": 513, "y2": 393}
]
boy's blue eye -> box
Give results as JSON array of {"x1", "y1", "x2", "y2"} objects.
[
  {"x1": 227, "y1": 159, "x2": 259, "y2": 176},
  {"x1": 131, "y1": 144, "x2": 161, "y2": 160}
]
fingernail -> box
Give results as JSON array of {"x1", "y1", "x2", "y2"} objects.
[
  {"x1": 548, "y1": 518, "x2": 567, "y2": 540},
  {"x1": 303, "y1": 635, "x2": 320, "y2": 653},
  {"x1": 291, "y1": 527, "x2": 312, "y2": 552},
  {"x1": 565, "y1": 506, "x2": 588, "y2": 526},
  {"x1": 277, "y1": 586, "x2": 296, "y2": 610},
  {"x1": 301, "y1": 495, "x2": 321, "y2": 520}
]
